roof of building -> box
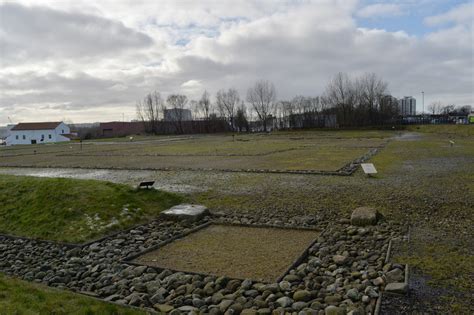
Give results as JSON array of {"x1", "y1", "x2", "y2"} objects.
[{"x1": 11, "y1": 122, "x2": 63, "y2": 131}]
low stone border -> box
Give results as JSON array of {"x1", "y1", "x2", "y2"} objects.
[
  {"x1": 0, "y1": 149, "x2": 74, "y2": 158},
  {"x1": 123, "y1": 221, "x2": 213, "y2": 262},
  {"x1": 45, "y1": 283, "x2": 160, "y2": 315},
  {"x1": 0, "y1": 232, "x2": 78, "y2": 248},
  {"x1": 0, "y1": 217, "x2": 191, "y2": 249},
  {"x1": 79, "y1": 219, "x2": 172, "y2": 248},
  {"x1": 275, "y1": 236, "x2": 320, "y2": 283},
  {"x1": 0, "y1": 142, "x2": 388, "y2": 177},
  {"x1": 338, "y1": 147, "x2": 382, "y2": 175},
  {"x1": 375, "y1": 232, "x2": 411, "y2": 315},
  {"x1": 374, "y1": 291, "x2": 383, "y2": 315},
  {"x1": 0, "y1": 212, "x2": 399, "y2": 314},
  {"x1": 0, "y1": 163, "x2": 350, "y2": 176},
  {"x1": 56, "y1": 147, "x2": 299, "y2": 158}
]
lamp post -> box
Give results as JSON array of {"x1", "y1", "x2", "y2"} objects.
[{"x1": 421, "y1": 91, "x2": 424, "y2": 116}]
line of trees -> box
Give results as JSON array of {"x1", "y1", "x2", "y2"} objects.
[
  {"x1": 320, "y1": 72, "x2": 399, "y2": 126},
  {"x1": 137, "y1": 72, "x2": 470, "y2": 134},
  {"x1": 137, "y1": 79, "x2": 278, "y2": 134},
  {"x1": 428, "y1": 102, "x2": 471, "y2": 116}
]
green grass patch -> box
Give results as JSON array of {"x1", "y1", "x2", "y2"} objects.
[
  {"x1": 406, "y1": 125, "x2": 473, "y2": 137},
  {"x1": 0, "y1": 274, "x2": 144, "y2": 315},
  {"x1": 0, "y1": 175, "x2": 183, "y2": 243},
  {"x1": 397, "y1": 244, "x2": 474, "y2": 292}
]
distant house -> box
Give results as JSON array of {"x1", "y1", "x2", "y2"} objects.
[
  {"x1": 163, "y1": 108, "x2": 192, "y2": 122},
  {"x1": 5, "y1": 122, "x2": 72, "y2": 146},
  {"x1": 99, "y1": 121, "x2": 145, "y2": 137}
]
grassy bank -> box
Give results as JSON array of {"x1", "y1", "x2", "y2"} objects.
[
  {"x1": 0, "y1": 175, "x2": 183, "y2": 243},
  {"x1": 0, "y1": 274, "x2": 144, "y2": 315}
]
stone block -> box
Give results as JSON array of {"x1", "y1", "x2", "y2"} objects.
[
  {"x1": 384, "y1": 282, "x2": 408, "y2": 294},
  {"x1": 351, "y1": 207, "x2": 378, "y2": 226}
]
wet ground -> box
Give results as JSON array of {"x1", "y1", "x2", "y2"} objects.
[
  {"x1": 0, "y1": 167, "x2": 208, "y2": 194},
  {"x1": 1, "y1": 130, "x2": 473, "y2": 313},
  {"x1": 381, "y1": 269, "x2": 474, "y2": 314}
]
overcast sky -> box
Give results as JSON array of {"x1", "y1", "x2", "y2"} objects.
[{"x1": 0, "y1": 0, "x2": 473, "y2": 124}]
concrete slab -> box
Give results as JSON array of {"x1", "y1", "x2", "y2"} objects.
[{"x1": 160, "y1": 204, "x2": 210, "y2": 222}]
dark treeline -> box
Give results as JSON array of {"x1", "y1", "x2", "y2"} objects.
[
  {"x1": 134, "y1": 72, "x2": 465, "y2": 134},
  {"x1": 320, "y1": 72, "x2": 399, "y2": 127}
]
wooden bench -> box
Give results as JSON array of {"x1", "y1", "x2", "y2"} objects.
[{"x1": 138, "y1": 181, "x2": 155, "y2": 189}]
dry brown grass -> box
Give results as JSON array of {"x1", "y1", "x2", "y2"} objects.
[{"x1": 134, "y1": 224, "x2": 319, "y2": 282}]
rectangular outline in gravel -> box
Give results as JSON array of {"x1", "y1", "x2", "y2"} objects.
[
  {"x1": 0, "y1": 141, "x2": 388, "y2": 176},
  {"x1": 123, "y1": 222, "x2": 320, "y2": 283}
]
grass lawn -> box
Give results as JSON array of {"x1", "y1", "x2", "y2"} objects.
[
  {"x1": 0, "y1": 175, "x2": 183, "y2": 243},
  {"x1": 0, "y1": 274, "x2": 144, "y2": 315}
]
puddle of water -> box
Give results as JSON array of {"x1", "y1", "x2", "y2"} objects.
[
  {"x1": 0, "y1": 167, "x2": 206, "y2": 194},
  {"x1": 395, "y1": 132, "x2": 422, "y2": 141}
]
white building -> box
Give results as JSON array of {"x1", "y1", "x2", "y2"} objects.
[
  {"x1": 5, "y1": 122, "x2": 71, "y2": 146},
  {"x1": 399, "y1": 96, "x2": 417, "y2": 116},
  {"x1": 163, "y1": 108, "x2": 192, "y2": 122}
]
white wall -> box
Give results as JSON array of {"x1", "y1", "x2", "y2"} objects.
[{"x1": 6, "y1": 123, "x2": 70, "y2": 146}]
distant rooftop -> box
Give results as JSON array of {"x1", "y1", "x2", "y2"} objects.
[{"x1": 11, "y1": 122, "x2": 63, "y2": 131}]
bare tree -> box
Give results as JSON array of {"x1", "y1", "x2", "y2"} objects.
[
  {"x1": 189, "y1": 100, "x2": 199, "y2": 120},
  {"x1": 358, "y1": 73, "x2": 387, "y2": 106},
  {"x1": 247, "y1": 80, "x2": 276, "y2": 132},
  {"x1": 287, "y1": 96, "x2": 324, "y2": 128},
  {"x1": 321, "y1": 73, "x2": 353, "y2": 107},
  {"x1": 198, "y1": 90, "x2": 212, "y2": 120},
  {"x1": 136, "y1": 91, "x2": 164, "y2": 134},
  {"x1": 321, "y1": 72, "x2": 356, "y2": 126},
  {"x1": 357, "y1": 73, "x2": 389, "y2": 125},
  {"x1": 379, "y1": 95, "x2": 399, "y2": 121},
  {"x1": 278, "y1": 100, "x2": 295, "y2": 129},
  {"x1": 235, "y1": 102, "x2": 249, "y2": 132},
  {"x1": 441, "y1": 104, "x2": 456, "y2": 115},
  {"x1": 322, "y1": 72, "x2": 392, "y2": 126},
  {"x1": 428, "y1": 101, "x2": 443, "y2": 115},
  {"x1": 166, "y1": 94, "x2": 188, "y2": 134},
  {"x1": 457, "y1": 105, "x2": 472, "y2": 115},
  {"x1": 291, "y1": 96, "x2": 305, "y2": 114},
  {"x1": 216, "y1": 88, "x2": 240, "y2": 130}
]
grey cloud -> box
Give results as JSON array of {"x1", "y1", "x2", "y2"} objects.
[
  {"x1": 0, "y1": 72, "x2": 145, "y2": 110},
  {"x1": 173, "y1": 8, "x2": 472, "y2": 104},
  {"x1": 0, "y1": 1, "x2": 472, "y2": 124},
  {"x1": 0, "y1": 3, "x2": 153, "y2": 65}
]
